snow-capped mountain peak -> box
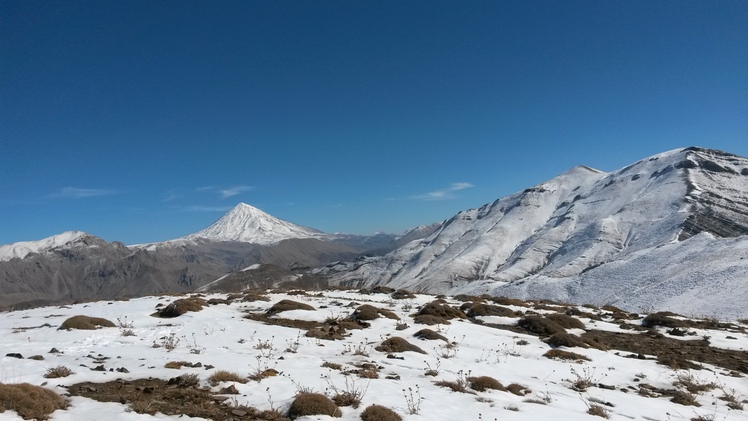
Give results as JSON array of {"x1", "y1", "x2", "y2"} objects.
[
  {"x1": 183, "y1": 203, "x2": 323, "y2": 245},
  {"x1": 0, "y1": 231, "x2": 91, "y2": 261},
  {"x1": 328, "y1": 147, "x2": 748, "y2": 308}
]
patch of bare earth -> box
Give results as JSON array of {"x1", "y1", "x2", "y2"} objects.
[
  {"x1": 580, "y1": 330, "x2": 748, "y2": 374},
  {"x1": 67, "y1": 378, "x2": 288, "y2": 420}
]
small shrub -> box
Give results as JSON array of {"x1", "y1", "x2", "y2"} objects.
[
  {"x1": 413, "y1": 328, "x2": 447, "y2": 341},
  {"x1": 543, "y1": 349, "x2": 590, "y2": 362},
  {"x1": 587, "y1": 403, "x2": 610, "y2": 418},
  {"x1": 642, "y1": 313, "x2": 684, "y2": 328},
  {"x1": 44, "y1": 366, "x2": 73, "y2": 379},
  {"x1": 164, "y1": 361, "x2": 192, "y2": 369},
  {"x1": 58, "y1": 315, "x2": 116, "y2": 330},
  {"x1": 435, "y1": 370, "x2": 472, "y2": 393},
  {"x1": 517, "y1": 316, "x2": 566, "y2": 337},
  {"x1": 287, "y1": 392, "x2": 341, "y2": 418},
  {"x1": 153, "y1": 297, "x2": 207, "y2": 318},
  {"x1": 0, "y1": 383, "x2": 68, "y2": 420},
  {"x1": 466, "y1": 304, "x2": 516, "y2": 318},
  {"x1": 506, "y1": 383, "x2": 531, "y2": 396},
  {"x1": 208, "y1": 370, "x2": 248, "y2": 386},
  {"x1": 416, "y1": 302, "x2": 466, "y2": 321},
  {"x1": 361, "y1": 404, "x2": 402, "y2": 421},
  {"x1": 351, "y1": 304, "x2": 399, "y2": 321},
  {"x1": 392, "y1": 289, "x2": 415, "y2": 299},
  {"x1": 673, "y1": 371, "x2": 717, "y2": 394},
  {"x1": 413, "y1": 314, "x2": 449, "y2": 325},
  {"x1": 370, "y1": 286, "x2": 395, "y2": 294},
  {"x1": 321, "y1": 362, "x2": 342, "y2": 371},
  {"x1": 546, "y1": 333, "x2": 587, "y2": 348},
  {"x1": 267, "y1": 300, "x2": 314, "y2": 315},
  {"x1": 671, "y1": 390, "x2": 700, "y2": 406},
  {"x1": 545, "y1": 313, "x2": 586, "y2": 329},
  {"x1": 468, "y1": 376, "x2": 505, "y2": 392},
  {"x1": 375, "y1": 337, "x2": 426, "y2": 354},
  {"x1": 491, "y1": 296, "x2": 528, "y2": 307}
]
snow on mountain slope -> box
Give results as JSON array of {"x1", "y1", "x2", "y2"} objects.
[
  {"x1": 328, "y1": 147, "x2": 748, "y2": 311},
  {"x1": 0, "y1": 231, "x2": 91, "y2": 261}
]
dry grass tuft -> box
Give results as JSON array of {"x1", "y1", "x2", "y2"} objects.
[
  {"x1": 546, "y1": 333, "x2": 588, "y2": 348},
  {"x1": 671, "y1": 390, "x2": 700, "y2": 406},
  {"x1": 58, "y1": 315, "x2": 116, "y2": 330},
  {"x1": 392, "y1": 289, "x2": 416, "y2": 299},
  {"x1": 287, "y1": 392, "x2": 341, "y2": 418},
  {"x1": 543, "y1": 349, "x2": 591, "y2": 362},
  {"x1": 361, "y1": 404, "x2": 402, "y2": 421},
  {"x1": 465, "y1": 304, "x2": 516, "y2": 318},
  {"x1": 415, "y1": 302, "x2": 466, "y2": 321},
  {"x1": 351, "y1": 304, "x2": 399, "y2": 321},
  {"x1": 375, "y1": 337, "x2": 426, "y2": 354},
  {"x1": 413, "y1": 328, "x2": 448, "y2": 342},
  {"x1": 545, "y1": 313, "x2": 586, "y2": 329},
  {"x1": 0, "y1": 383, "x2": 68, "y2": 420},
  {"x1": 321, "y1": 361, "x2": 342, "y2": 370},
  {"x1": 468, "y1": 376, "x2": 505, "y2": 392},
  {"x1": 506, "y1": 383, "x2": 532, "y2": 396},
  {"x1": 587, "y1": 403, "x2": 610, "y2": 418},
  {"x1": 642, "y1": 313, "x2": 684, "y2": 328},
  {"x1": 267, "y1": 299, "x2": 315, "y2": 315},
  {"x1": 517, "y1": 316, "x2": 566, "y2": 337},
  {"x1": 153, "y1": 297, "x2": 207, "y2": 318},
  {"x1": 44, "y1": 366, "x2": 74, "y2": 378},
  {"x1": 208, "y1": 370, "x2": 248, "y2": 386}
]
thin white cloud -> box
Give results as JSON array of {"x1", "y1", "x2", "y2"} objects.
[
  {"x1": 219, "y1": 185, "x2": 253, "y2": 199},
  {"x1": 162, "y1": 191, "x2": 181, "y2": 202},
  {"x1": 50, "y1": 187, "x2": 118, "y2": 199},
  {"x1": 411, "y1": 182, "x2": 474, "y2": 201}
]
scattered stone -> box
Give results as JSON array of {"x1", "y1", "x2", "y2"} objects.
[
  {"x1": 5, "y1": 353, "x2": 23, "y2": 359},
  {"x1": 219, "y1": 384, "x2": 240, "y2": 394}
]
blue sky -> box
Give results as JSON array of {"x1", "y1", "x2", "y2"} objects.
[{"x1": 1, "y1": 1, "x2": 747, "y2": 245}]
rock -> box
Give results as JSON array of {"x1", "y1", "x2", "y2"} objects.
[
  {"x1": 219, "y1": 384, "x2": 239, "y2": 394},
  {"x1": 5, "y1": 353, "x2": 23, "y2": 359}
]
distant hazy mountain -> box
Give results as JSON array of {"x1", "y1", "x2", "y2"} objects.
[
  {"x1": 0, "y1": 203, "x2": 430, "y2": 310},
  {"x1": 326, "y1": 147, "x2": 748, "y2": 317}
]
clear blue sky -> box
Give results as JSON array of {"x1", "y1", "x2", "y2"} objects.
[{"x1": 1, "y1": 1, "x2": 746, "y2": 245}]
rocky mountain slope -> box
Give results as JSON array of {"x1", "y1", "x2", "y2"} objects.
[
  {"x1": 0, "y1": 204, "x2": 424, "y2": 310},
  {"x1": 326, "y1": 147, "x2": 748, "y2": 317}
]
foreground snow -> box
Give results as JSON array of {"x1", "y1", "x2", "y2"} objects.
[{"x1": 0, "y1": 291, "x2": 746, "y2": 420}]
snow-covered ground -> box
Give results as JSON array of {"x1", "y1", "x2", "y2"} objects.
[{"x1": 1, "y1": 290, "x2": 747, "y2": 420}]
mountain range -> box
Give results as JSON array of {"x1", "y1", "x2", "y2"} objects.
[{"x1": 1, "y1": 146, "x2": 747, "y2": 317}]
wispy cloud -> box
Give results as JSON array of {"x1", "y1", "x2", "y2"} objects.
[
  {"x1": 162, "y1": 191, "x2": 181, "y2": 202},
  {"x1": 50, "y1": 187, "x2": 118, "y2": 199},
  {"x1": 219, "y1": 185, "x2": 253, "y2": 199},
  {"x1": 411, "y1": 182, "x2": 474, "y2": 201}
]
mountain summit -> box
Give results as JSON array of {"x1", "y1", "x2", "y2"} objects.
[{"x1": 184, "y1": 203, "x2": 323, "y2": 245}]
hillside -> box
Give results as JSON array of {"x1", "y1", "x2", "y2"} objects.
[
  {"x1": 0, "y1": 289, "x2": 746, "y2": 420},
  {"x1": 326, "y1": 147, "x2": 748, "y2": 317}
]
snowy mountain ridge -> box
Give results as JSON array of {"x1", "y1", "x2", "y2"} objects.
[
  {"x1": 326, "y1": 147, "x2": 748, "y2": 315},
  {"x1": 0, "y1": 231, "x2": 92, "y2": 262}
]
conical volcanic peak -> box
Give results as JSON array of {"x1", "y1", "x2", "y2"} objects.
[{"x1": 185, "y1": 203, "x2": 323, "y2": 244}]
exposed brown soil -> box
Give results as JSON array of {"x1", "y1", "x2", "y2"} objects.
[
  {"x1": 581, "y1": 330, "x2": 748, "y2": 374},
  {"x1": 67, "y1": 377, "x2": 288, "y2": 420}
]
